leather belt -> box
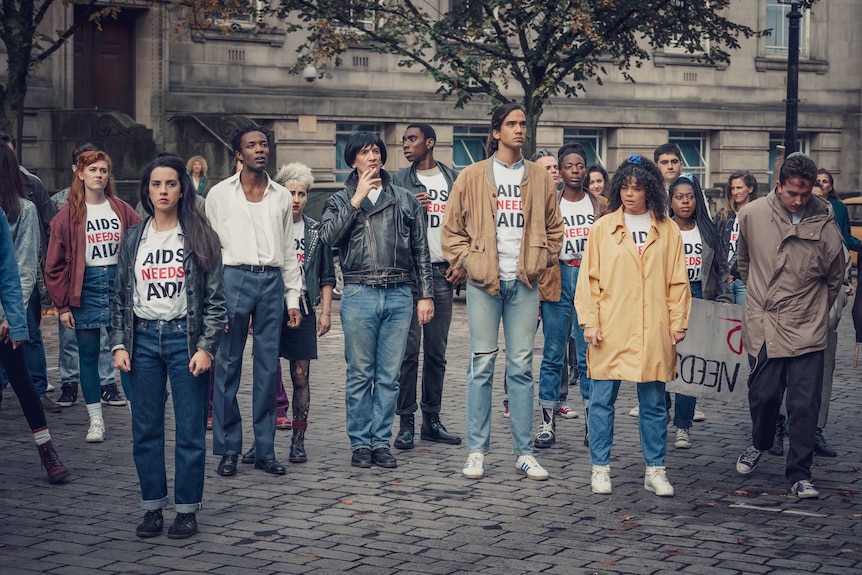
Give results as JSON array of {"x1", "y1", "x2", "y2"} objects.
[
  {"x1": 227, "y1": 264, "x2": 280, "y2": 273},
  {"x1": 560, "y1": 259, "x2": 580, "y2": 267},
  {"x1": 343, "y1": 273, "x2": 410, "y2": 288}
]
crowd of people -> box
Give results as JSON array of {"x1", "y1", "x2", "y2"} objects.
[{"x1": 0, "y1": 104, "x2": 854, "y2": 540}]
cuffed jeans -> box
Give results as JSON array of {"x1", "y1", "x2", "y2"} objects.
[
  {"x1": 22, "y1": 291, "x2": 49, "y2": 397},
  {"x1": 58, "y1": 321, "x2": 115, "y2": 389},
  {"x1": 130, "y1": 318, "x2": 208, "y2": 513},
  {"x1": 589, "y1": 379, "x2": 667, "y2": 466},
  {"x1": 341, "y1": 283, "x2": 413, "y2": 451},
  {"x1": 747, "y1": 345, "x2": 823, "y2": 485},
  {"x1": 397, "y1": 266, "x2": 454, "y2": 415},
  {"x1": 466, "y1": 280, "x2": 538, "y2": 456},
  {"x1": 213, "y1": 267, "x2": 283, "y2": 460}
]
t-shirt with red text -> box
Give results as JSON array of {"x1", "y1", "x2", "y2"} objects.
[
  {"x1": 623, "y1": 212, "x2": 652, "y2": 256},
  {"x1": 133, "y1": 222, "x2": 187, "y2": 321},
  {"x1": 727, "y1": 215, "x2": 739, "y2": 263},
  {"x1": 493, "y1": 160, "x2": 525, "y2": 281},
  {"x1": 85, "y1": 201, "x2": 121, "y2": 266},
  {"x1": 559, "y1": 195, "x2": 594, "y2": 261},
  {"x1": 680, "y1": 224, "x2": 703, "y2": 283},
  {"x1": 417, "y1": 168, "x2": 449, "y2": 264},
  {"x1": 293, "y1": 218, "x2": 307, "y2": 293}
]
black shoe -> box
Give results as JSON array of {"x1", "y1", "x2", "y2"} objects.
[
  {"x1": 136, "y1": 509, "x2": 164, "y2": 538},
  {"x1": 289, "y1": 429, "x2": 307, "y2": 463},
  {"x1": 533, "y1": 408, "x2": 556, "y2": 449},
  {"x1": 100, "y1": 382, "x2": 126, "y2": 406},
  {"x1": 56, "y1": 384, "x2": 78, "y2": 407},
  {"x1": 241, "y1": 442, "x2": 256, "y2": 464},
  {"x1": 40, "y1": 395, "x2": 63, "y2": 413},
  {"x1": 814, "y1": 428, "x2": 837, "y2": 457},
  {"x1": 216, "y1": 455, "x2": 238, "y2": 477},
  {"x1": 351, "y1": 447, "x2": 373, "y2": 468},
  {"x1": 393, "y1": 414, "x2": 415, "y2": 450},
  {"x1": 254, "y1": 458, "x2": 286, "y2": 475},
  {"x1": 167, "y1": 513, "x2": 198, "y2": 539},
  {"x1": 420, "y1": 412, "x2": 461, "y2": 445},
  {"x1": 371, "y1": 447, "x2": 397, "y2": 468}
]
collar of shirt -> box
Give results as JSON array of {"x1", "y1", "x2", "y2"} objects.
[{"x1": 493, "y1": 155, "x2": 525, "y2": 170}]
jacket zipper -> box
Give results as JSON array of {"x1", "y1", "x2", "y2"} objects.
[{"x1": 365, "y1": 218, "x2": 379, "y2": 272}]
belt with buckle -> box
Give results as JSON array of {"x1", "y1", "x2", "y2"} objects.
[
  {"x1": 560, "y1": 259, "x2": 581, "y2": 267},
  {"x1": 342, "y1": 273, "x2": 410, "y2": 288},
  {"x1": 228, "y1": 264, "x2": 280, "y2": 273}
]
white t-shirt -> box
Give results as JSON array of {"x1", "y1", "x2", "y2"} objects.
[
  {"x1": 85, "y1": 201, "x2": 121, "y2": 266},
  {"x1": 133, "y1": 223, "x2": 187, "y2": 321},
  {"x1": 494, "y1": 160, "x2": 525, "y2": 281},
  {"x1": 727, "y1": 215, "x2": 739, "y2": 263},
  {"x1": 293, "y1": 218, "x2": 307, "y2": 293},
  {"x1": 624, "y1": 212, "x2": 652, "y2": 256},
  {"x1": 559, "y1": 195, "x2": 594, "y2": 261},
  {"x1": 367, "y1": 186, "x2": 382, "y2": 205},
  {"x1": 417, "y1": 168, "x2": 449, "y2": 264},
  {"x1": 246, "y1": 200, "x2": 274, "y2": 263},
  {"x1": 680, "y1": 224, "x2": 703, "y2": 283}
]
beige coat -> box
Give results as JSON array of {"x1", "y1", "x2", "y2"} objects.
[
  {"x1": 441, "y1": 159, "x2": 563, "y2": 296},
  {"x1": 737, "y1": 191, "x2": 844, "y2": 358},
  {"x1": 575, "y1": 208, "x2": 691, "y2": 383}
]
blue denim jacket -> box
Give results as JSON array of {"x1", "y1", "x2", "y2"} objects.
[
  {"x1": 0, "y1": 199, "x2": 39, "y2": 325},
  {"x1": 0, "y1": 209, "x2": 28, "y2": 342}
]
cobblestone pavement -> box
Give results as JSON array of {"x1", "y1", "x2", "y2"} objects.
[{"x1": 1, "y1": 300, "x2": 861, "y2": 575}]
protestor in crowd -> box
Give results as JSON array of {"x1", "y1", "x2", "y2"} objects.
[
  {"x1": 654, "y1": 143, "x2": 683, "y2": 191},
  {"x1": 735, "y1": 153, "x2": 845, "y2": 499},
  {"x1": 51, "y1": 143, "x2": 124, "y2": 410},
  {"x1": 530, "y1": 149, "x2": 562, "y2": 190},
  {"x1": 392, "y1": 124, "x2": 462, "y2": 450},
  {"x1": 45, "y1": 150, "x2": 140, "y2": 443},
  {"x1": 575, "y1": 154, "x2": 691, "y2": 497},
  {"x1": 442, "y1": 103, "x2": 563, "y2": 481},
  {"x1": 535, "y1": 142, "x2": 606, "y2": 450},
  {"x1": 0, "y1": 146, "x2": 69, "y2": 484},
  {"x1": 187, "y1": 155, "x2": 210, "y2": 197},
  {"x1": 206, "y1": 125, "x2": 303, "y2": 478},
  {"x1": 715, "y1": 170, "x2": 758, "y2": 306},
  {"x1": 667, "y1": 173, "x2": 731, "y2": 450},
  {"x1": 320, "y1": 131, "x2": 434, "y2": 470},
  {"x1": 587, "y1": 164, "x2": 610, "y2": 200},
  {"x1": 111, "y1": 155, "x2": 226, "y2": 539}
]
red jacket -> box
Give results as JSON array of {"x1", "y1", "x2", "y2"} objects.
[{"x1": 45, "y1": 198, "x2": 141, "y2": 314}]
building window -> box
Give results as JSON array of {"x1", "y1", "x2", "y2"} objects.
[
  {"x1": 765, "y1": 1, "x2": 808, "y2": 56},
  {"x1": 562, "y1": 128, "x2": 606, "y2": 167},
  {"x1": 335, "y1": 123, "x2": 382, "y2": 182},
  {"x1": 669, "y1": 130, "x2": 708, "y2": 184},
  {"x1": 767, "y1": 132, "x2": 809, "y2": 188},
  {"x1": 453, "y1": 126, "x2": 487, "y2": 169}
]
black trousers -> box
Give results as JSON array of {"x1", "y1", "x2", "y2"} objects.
[
  {"x1": 0, "y1": 340, "x2": 47, "y2": 432},
  {"x1": 747, "y1": 345, "x2": 823, "y2": 485}
]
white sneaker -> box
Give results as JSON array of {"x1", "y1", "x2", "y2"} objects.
[
  {"x1": 591, "y1": 465, "x2": 612, "y2": 494},
  {"x1": 644, "y1": 466, "x2": 674, "y2": 497},
  {"x1": 629, "y1": 405, "x2": 639, "y2": 417},
  {"x1": 515, "y1": 454, "x2": 548, "y2": 481},
  {"x1": 86, "y1": 417, "x2": 105, "y2": 443},
  {"x1": 46, "y1": 383, "x2": 56, "y2": 393},
  {"x1": 674, "y1": 428, "x2": 692, "y2": 449},
  {"x1": 693, "y1": 408, "x2": 706, "y2": 422},
  {"x1": 555, "y1": 405, "x2": 579, "y2": 419},
  {"x1": 462, "y1": 452, "x2": 484, "y2": 479}
]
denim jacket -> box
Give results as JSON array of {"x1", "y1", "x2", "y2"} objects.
[
  {"x1": 0, "y1": 199, "x2": 39, "y2": 324},
  {"x1": 110, "y1": 219, "x2": 227, "y2": 360},
  {"x1": 0, "y1": 210, "x2": 27, "y2": 342}
]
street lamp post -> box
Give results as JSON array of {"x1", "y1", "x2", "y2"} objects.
[{"x1": 781, "y1": 0, "x2": 803, "y2": 157}]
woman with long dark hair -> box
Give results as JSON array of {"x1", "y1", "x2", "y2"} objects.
[
  {"x1": 45, "y1": 150, "x2": 141, "y2": 443},
  {"x1": 111, "y1": 155, "x2": 226, "y2": 539}
]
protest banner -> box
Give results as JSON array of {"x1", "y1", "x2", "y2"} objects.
[{"x1": 666, "y1": 298, "x2": 750, "y2": 405}]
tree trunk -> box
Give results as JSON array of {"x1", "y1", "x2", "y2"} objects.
[{"x1": 523, "y1": 101, "x2": 544, "y2": 160}]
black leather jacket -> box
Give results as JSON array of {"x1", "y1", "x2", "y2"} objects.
[
  {"x1": 714, "y1": 211, "x2": 740, "y2": 280},
  {"x1": 320, "y1": 169, "x2": 433, "y2": 299},
  {"x1": 110, "y1": 219, "x2": 227, "y2": 360},
  {"x1": 298, "y1": 214, "x2": 336, "y2": 311}
]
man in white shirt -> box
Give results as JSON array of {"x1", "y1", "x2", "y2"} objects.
[{"x1": 206, "y1": 125, "x2": 302, "y2": 477}]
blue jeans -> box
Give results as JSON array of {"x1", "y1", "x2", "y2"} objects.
[
  {"x1": 213, "y1": 267, "x2": 284, "y2": 460},
  {"x1": 466, "y1": 280, "x2": 539, "y2": 456},
  {"x1": 130, "y1": 318, "x2": 208, "y2": 513},
  {"x1": 340, "y1": 283, "x2": 413, "y2": 450},
  {"x1": 589, "y1": 380, "x2": 667, "y2": 466},
  {"x1": 540, "y1": 264, "x2": 589, "y2": 409},
  {"x1": 58, "y1": 320, "x2": 115, "y2": 389},
  {"x1": 22, "y1": 291, "x2": 49, "y2": 397},
  {"x1": 729, "y1": 278, "x2": 746, "y2": 306}
]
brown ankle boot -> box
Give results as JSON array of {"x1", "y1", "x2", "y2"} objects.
[{"x1": 38, "y1": 441, "x2": 70, "y2": 484}]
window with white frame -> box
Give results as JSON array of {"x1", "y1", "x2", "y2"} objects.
[
  {"x1": 453, "y1": 126, "x2": 487, "y2": 169},
  {"x1": 767, "y1": 132, "x2": 809, "y2": 187},
  {"x1": 669, "y1": 130, "x2": 709, "y2": 184},
  {"x1": 765, "y1": 1, "x2": 808, "y2": 56},
  {"x1": 562, "y1": 128, "x2": 606, "y2": 168},
  {"x1": 335, "y1": 123, "x2": 382, "y2": 182}
]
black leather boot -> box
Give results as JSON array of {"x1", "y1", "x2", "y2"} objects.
[
  {"x1": 420, "y1": 412, "x2": 461, "y2": 444},
  {"x1": 393, "y1": 414, "x2": 415, "y2": 450},
  {"x1": 814, "y1": 428, "x2": 837, "y2": 457},
  {"x1": 289, "y1": 428, "x2": 307, "y2": 463},
  {"x1": 768, "y1": 417, "x2": 784, "y2": 456}
]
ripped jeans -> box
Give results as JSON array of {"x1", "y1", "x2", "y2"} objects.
[{"x1": 465, "y1": 280, "x2": 539, "y2": 456}]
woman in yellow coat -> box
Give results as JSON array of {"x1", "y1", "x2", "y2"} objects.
[{"x1": 574, "y1": 154, "x2": 691, "y2": 497}]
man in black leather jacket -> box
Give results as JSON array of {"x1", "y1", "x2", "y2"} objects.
[
  {"x1": 319, "y1": 131, "x2": 434, "y2": 470},
  {"x1": 391, "y1": 124, "x2": 463, "y2": 450}
]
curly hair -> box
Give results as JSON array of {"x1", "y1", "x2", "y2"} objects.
[
  {"x1": 607, "y1": 155, "x2": 666, "y2": 220},
  {"x1": 186, "y1": 155, "x2": 208, "y2": 178}
]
